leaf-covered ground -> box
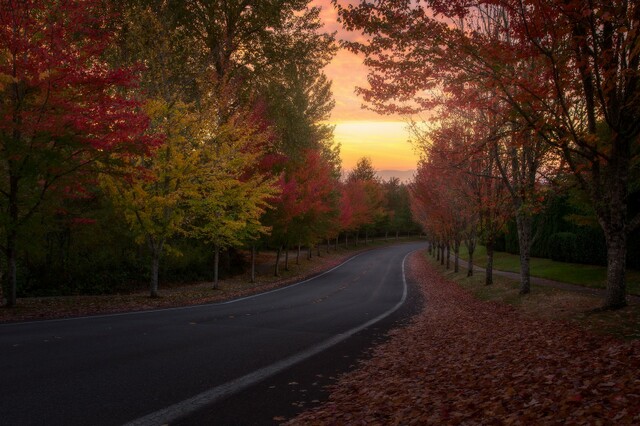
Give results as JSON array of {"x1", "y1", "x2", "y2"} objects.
[{"x1": 288, "y1": 252, "x2": 640, "y2": 425}]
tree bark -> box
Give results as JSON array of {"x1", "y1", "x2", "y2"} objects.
[
  {"x1": 445, "y1": 242, "x2": 450, "y2": 270},
  {"x1": 296, "y1": 243, "x2": 301, "y2": 265},
  {"x1": 603, "y1": 227, "x2": 627, "y2": 309},
  {"x1": 516, "y1": 213, "x2": 533, "y2": 295},
  {"x1": 250, "y1": 245, "x2": 256, "y2": 283},
  {"x1": 284, "y1": 245, "x2": 289, "y2": 271},
  {"x1": 213, "y1": 244, "x2": 220, "y2": 289},
  {"x1": 485, "y1": 240, "x2": 494, "y2": 285},
  {"x1": 274, "y1": 246, "x2": 281, "y2": 277},
  {"x1": 453, "y1": 239, "x2": 460, "y2": 273},
  {"x1": 467, "y1": 239, "x2": 476, "y2": 277}
]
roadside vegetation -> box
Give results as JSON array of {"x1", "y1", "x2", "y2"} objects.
[{"x1": 0, "y1": 238, "x2": 421, "y2": 323}]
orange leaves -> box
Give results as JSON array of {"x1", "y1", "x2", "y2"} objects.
[{"x1": 289, "y1": 253, "x2": 640, "y2": 424}]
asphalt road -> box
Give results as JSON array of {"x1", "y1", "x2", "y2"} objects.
[{"x1": 0, "y1": 242, "x2": 425, "y2": 425}]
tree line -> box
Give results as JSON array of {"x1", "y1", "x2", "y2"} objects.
[
  {"x1": 338, "y1": 0, "x2": 640, "y2": 309},
  {"x1": 0, "y1": 0, "x2": 418, "y2": 305}
]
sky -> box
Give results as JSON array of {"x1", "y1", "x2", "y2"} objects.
[{"x1": 311, "y1": 0, "x2": 419, "y2": 172}]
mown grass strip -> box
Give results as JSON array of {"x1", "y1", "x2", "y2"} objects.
[{"x1": 465, "y1": 244, "x2": 640, "y2": 295}]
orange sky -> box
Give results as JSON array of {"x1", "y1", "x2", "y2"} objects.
[{"x1": 312, "y1": 0, "x2": 418, "y2": 171}]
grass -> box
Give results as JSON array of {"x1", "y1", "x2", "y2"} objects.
[
  {"x1": 464, "y1": 244, "x2": 640, "y2": 295},
  {"x1": 0, "y1": 236, "x2": 422, "y2": 324},
  {"x1": 425, "y1": 251, "x2": 640, "y2": 341}
]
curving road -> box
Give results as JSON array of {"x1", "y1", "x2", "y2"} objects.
[{"x1": 0, "y1": 242, "x2": 424, "y2": 425}]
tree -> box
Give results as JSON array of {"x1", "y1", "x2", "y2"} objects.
[
  {"x1": 336, "y1": 0, "x2": 640, "y2": 308},
  {"x1": 184, "y1": 101, "x2": 279, "y2": 289},
  {"x1": 0, "y1": 0, "x2": 153, "y2": 306}
]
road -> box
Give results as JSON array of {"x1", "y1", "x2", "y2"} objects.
[{"x1": 0, "y1": 242, "x2": 424, "y2": 425}]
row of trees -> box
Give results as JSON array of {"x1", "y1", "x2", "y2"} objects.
[
  {"x1": 338, "y1": 0, "x2": 639, "y2": 309},
  {"x1": 0, "y1": 0, "x2": 418, "y2": 305}
]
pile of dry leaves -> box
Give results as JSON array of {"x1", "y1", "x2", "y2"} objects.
[{"x1": 289, "y1": 252, "x2": 640, "y2": 424}]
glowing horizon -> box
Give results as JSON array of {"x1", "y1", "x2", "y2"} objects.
[
  {"x1": 332, "y1": 121, "x2": 418, "y2": 171},
  {"x1": 312, "y1": 0, "x2": 419, "y2": 172}
]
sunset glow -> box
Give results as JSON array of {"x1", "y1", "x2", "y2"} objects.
[{"x1": 313, "y1": 0, "x2": 418, "y2": 172}]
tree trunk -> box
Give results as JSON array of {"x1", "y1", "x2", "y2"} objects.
[
  {"x1": 453, "y1": 239, "x2": 460, "y2": 273},
  {"x1": 213, "y1": 244, "x2": 220, "y2": 289},
  {"x1": 365, "y1": 229, "x2": 369, "y2": 245},
  {"x1": 440, "y1": 243, "x2": 445, "y2": 265},
  {"x1": 335, "y1": 236, "x2": 339, "y2": 250},
  {"x1": 345, "y1": 233, "x2": 349, "y2": 248},
  {"x1": 385, "y1": 230, "x2": 388, "y2": 242},
  {"x1": 436, "y1": 242, "x2": 440, "y2": 261},
  {"x1": 250, "y1": 245, "x2": 256, "y2": 283},
  {"x1": 296, "y1": 243, "x2": 301, "y2": 265},
  {"x1": 148, "y1": 237, "x2": 164, "y2": 298},
  {"x1": 602, "y1": 227, "x2": 627, "y2": 309},
  {"x1": 445, "y1": 242, "x2": 450, "y2": 270},
  {"x1": 308, "y1": 246, "x2": 312, "y2": 260},
  {"x1": 326, "y1": 238, "x2": 330, "y2": 253},
  {"x1": 396, "y1": 230, "x2": 399, "y2": 239},
  {"x1": 6, "y1": 231, "x2": 17, "y2": 307},
  {"x1": 274, "y1": 246, "x2": 281, "y2": 277},
  {"x1": 284, "y1": 245, "x2": 289, "y2": 271},
  {"x1": 516, "y1": 213, "x2": 533, "y2": 295},
  {"x1": 317, "y1": 243, "x2": 321, "y2": 257},
  {"x1": 467, "y1": 240, "x2": 476, "y2": 277},
  {"x1": 486, "y1": 240, "x2": 494, "y2": 285},
  {"x1": 355, "y1": 231, "x2": 359, "y2": 247}
]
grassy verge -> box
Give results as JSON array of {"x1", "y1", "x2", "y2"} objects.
[
  {"x1": 464, "y1": 244, "x2": 640, "y2": 295},
  {"x1": 0, "y1": 237, "x2": 421, "y2": 323},
  {"x1": 425, "y1": 251, "x2": 640, "y2": 340}
]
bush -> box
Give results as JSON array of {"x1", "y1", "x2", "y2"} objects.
[{"x1": 548, "y1": 232, "x2": 578, "y2": 263}]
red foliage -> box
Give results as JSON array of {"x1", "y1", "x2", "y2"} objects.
[{"x1": 289, "y1": 253, "x2": 640, "y2": 424}]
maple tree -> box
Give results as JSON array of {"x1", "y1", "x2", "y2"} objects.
[
  {"x1": 0, "y1": 0, "x2": 153, "y2": 306},
  {"x1": 336, "y1": 0, "x2": 640, "y2": 308}
]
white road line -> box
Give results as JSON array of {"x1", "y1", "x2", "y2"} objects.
[
  {"x1": 122, "y1": 250, "x2": 416, "y2": 426},
  {"x1": 1, "y1": 251, "x2": 367, "y2": 327}
]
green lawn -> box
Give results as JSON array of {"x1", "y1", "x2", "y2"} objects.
[{"x1": 463, "y1": 244, "x2": 640, "y2": 295}]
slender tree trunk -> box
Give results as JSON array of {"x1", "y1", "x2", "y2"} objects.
[
  {"x1": 445, "y1": 242, "x2": 450, "y2": 270},
  {"x1": 395, "y1": 230, "x2": 399, "y2": 239},
  {"x1": 516, "y1": 214, "x2": 533, "y2": 295},
  {"x1": 213, "y1": 244, "x2": 220, "y2": 289},
  {"x1": 440, "y1": 243, "x2": 445, "y2": 265},
  {"x1": 284, "y1": 245, "x2": 289, "y2": 271},
  {"x1": 467, "y1": 239, "x2": 476, "y2": 277},
  {"x1": 486, "y1": 240, "x2": 494, "y2": 285},
  {"x1": 436, "y1": 242, "x2": 440, "y2": 261},
  {"x1": 250, "y1": 245, "x2": 256, "y2": 283},
  {"x1": 326, "y1": 238, "x2": 330, "y2": 253},
  {"x1": 274, "y1": 246, "x2": 281, "y2": 277},
  {"x1": 317, "y1": 243, "x2": 321, "y2": 257},
  {"x1": 355, "y1": 231, "x2": 359, "y2": 247},
  {"x1": 345, "y1": 233, "x2": 349, "y2": 248},
  {"x1": 148, "y1": 237, "x2": 164, "y2": 298},
  {"x1": 365, "y1": 229, "x2": 369, "y2": 245},
  {"x1": 5, "y1": 173, "x2": 19, "y2": 307},
  {"x1": 6, "y1": 231, "x2": 17, "y2": 307},
  {"x1": 335, "y1": 236, "x2": 339, "y2": 250},
  {"x1": 296, "y1": 243, "x2": 301, "y2": 265},
  {"x1": 151, "y1": 249, "x2": 160, "y2": 298},
  {"x1": 308, "y1": 246, "x2": 312, "y2": 260},
  {"x1": 454, "y1": 239, "x2": 460, "y2": 273}
]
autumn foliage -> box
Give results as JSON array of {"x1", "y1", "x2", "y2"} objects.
[{"x1": 289, "y1": 253, "x2": 640, "y2": 424}]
